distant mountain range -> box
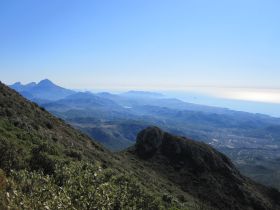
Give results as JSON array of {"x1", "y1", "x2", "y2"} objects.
[
  {"x1": 8, "y1": 79, "x2": 280, "y2": 190},
  {"x1": 10, "y1": 79, "x2": 75, "y2": 101}
]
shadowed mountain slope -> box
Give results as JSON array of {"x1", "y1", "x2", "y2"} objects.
[{"x1": 122, "y1": 127, "x2": 280, "y2": 210}]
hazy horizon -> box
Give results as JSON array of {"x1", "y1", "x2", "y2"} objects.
[{"x1": 5, "y1": 78, "x2": 280, "y2": 117}]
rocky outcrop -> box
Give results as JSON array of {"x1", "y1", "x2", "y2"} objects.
[{"x1": 133, "y1": 126, "x2": 280, "y2": 210}]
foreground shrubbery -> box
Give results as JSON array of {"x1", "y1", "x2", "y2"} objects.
[
  {"x1": 0, "y1": 118, "x2": 164, "y2": 209},
  {"x1": 4, "y1": 161, "x2": 163, "y2": 210}
]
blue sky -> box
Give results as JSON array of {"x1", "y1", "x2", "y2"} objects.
[{"x1": 1, "y1": 0, "x2": 280, "y2": 94}]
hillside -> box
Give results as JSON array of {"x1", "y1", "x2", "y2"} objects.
[
  {"x1": 1, "y1": 81, "x2": 280, "y2": 209},
  {"x1": 0, "y1": 82, "x2": 181, "y2": 209}
]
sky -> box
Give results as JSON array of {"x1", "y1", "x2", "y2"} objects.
[{"x1": 1, "y1": 0, "x2": 280, "y2": 104}]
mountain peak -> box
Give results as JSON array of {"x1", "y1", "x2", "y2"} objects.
[
  {"x1": 131, "y1": 127, "x2": 280, "y2": 209},
  {"x1": 13, "y1": 82, "x2": 22, "y2": 86},
  {"x1": 26, "y1": 82, "x2": 36, "y2": 86},
  {"x1": 135, "y1": 126, "x2": 165, "y2": 158},
  {"x1": 135, "y1": 126, "x2": 237, "y2": 174},
  {"x1": 10, "y1": 79, "x2": 75, "y2": 101},
  {"x1": 38, "y1": 79, "x2": 55, "y2": 86}
]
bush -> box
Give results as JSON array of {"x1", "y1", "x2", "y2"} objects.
[
  {"x1": 0, "y1": 138, "x2": 25, "y2": 172},
  {"x1": 65, "y1": 149, "x2": 82, "y2": 161},
  {"x1": 45, "y1": 121, "x2": 53, "y2": 129},
  {"x1": 31, "y1": 142, "x2": 59, "y2": 156},
  {"x1": 30, "y1": 142, "x2": 60, "y2": 174},
  {"x1": 30, "y1": 152, "x2": 58, "y2": 174}
]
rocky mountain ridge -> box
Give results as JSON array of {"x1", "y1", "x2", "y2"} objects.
[{"x1": 123, "y1": 126, "x2": 280, "y2": 210}]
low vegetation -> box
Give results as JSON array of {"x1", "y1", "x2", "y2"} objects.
[
  {"x1": 0, "y1": 119, "x2": 169, "y2": 210},
  {"x1": 5, "y1": 162, "x2": 163, "y2": 210}
]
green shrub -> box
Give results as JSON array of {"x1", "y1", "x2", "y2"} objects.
[
  {"x1": 30, "y1": 142, "x2": 60, "y2": 174},
  {"x1": 0, "y1": 138, "x2": 25, "y2": 172},
  {"x1": 45, "y1": 121, "x2": 53, "y2": 129},
  {"x1": 31, "y1": 142, "x2": 59, "y2": 156},
  {"x1": 64, "y1": 149, "x2": 82, "y2": 161}
]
